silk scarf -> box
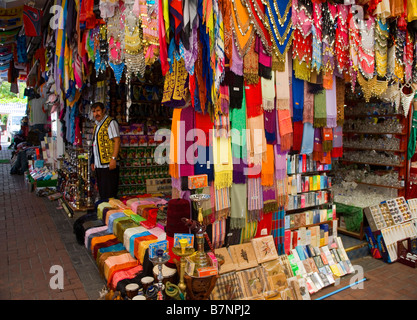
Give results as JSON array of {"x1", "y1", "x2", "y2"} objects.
[
  {"x1": 213, "y1": 131, "x2": 233, "y2": 189},
  {"x1": 230, "y1": 0, "x2": 255, "y2": 58}
]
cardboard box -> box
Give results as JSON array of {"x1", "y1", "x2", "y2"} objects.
[{"x1": 197, "y1": 266, "x2": 218, "y2": 277}]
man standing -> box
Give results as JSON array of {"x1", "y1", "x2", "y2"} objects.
[{"x1": 90, "y1": 102, "x2": 121, "y2": 200}]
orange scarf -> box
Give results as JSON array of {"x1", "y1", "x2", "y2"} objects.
[
  {"x1": 261, "y1": 144, "x2": 275, "y2": 187},
  {"x1": 231, "y1": 0, "x2": 255, "y2": 57},
  {"x1": 169, "y1": 108, "x2": 182, "y2": 178}
]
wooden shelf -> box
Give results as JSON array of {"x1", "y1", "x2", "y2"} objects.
[
  {"x1": 344, "y1": 114, "x2": 402, "y2": 118},
  {"x1": 343, "y1": 146, "x2": 405, "y2": 153},
  {"x1": 291, "y1": 188, "x2": 331, "y2": 195},
  {"x1": 287, "y1": 170, "x2": 331, "y2": 176},
  {"x1": 288, "y1": 219, "x2": 337, "y2": 231},
  {"x1": 337, "y1": 227, "x2": 364, "y2": 240},
  {"x1": 353, "y1": 181, "x2": 405, "y2": 190},
  {"x1": 344, "y1": 131, "x2": 407, "y2": 136},
  {"x1": 340, "y1": 159, "x2": 405, "y2": 168},
  {"x1": 286, "y1": 202, "x2": 332, "y2": 213}
]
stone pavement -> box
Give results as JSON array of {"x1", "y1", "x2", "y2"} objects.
[{"x1": 1, "y1": 140, "x2": 417, "y2": 301}]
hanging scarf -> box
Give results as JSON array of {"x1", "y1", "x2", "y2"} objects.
[
  {"x1": 243, "y1": 39, "x2": 259, "y2": 85},
  {"x1": 264, "y1": 0, "x2": 293, "y2": 65},
  {"x1": 313, "y1": 89, "x2": 326, "y2": 128},
  {"x1": 264, "y1": 104, "x2": 277, "y2": 144},
  {"x1": 331, "y1": 125, "x2": 343, "y2": 159},
  {"x1": 213, "y1": 131, "x2": 233, "y2": 189},
  {"x1": 214, "y1": 187, "x2": 231, "y2": 220},
  {"x1": 179, "y1": 106, "x2": 195, "y2": 177},
  {"x1": 218, "y1": 0, "x2": 233, "y2": 62},
  {"x1": 292, "y1": 72, "x2": 304, "y2": 122},
  {"x1": 169, "y1": 108, "x2": 182, "y2": 178},
  {"x1": 245, "y1": 79, "x2": 263, "y2": 118},
  {"x1": 275, "y1": 65, "x2": 290, "y2": 110},
  {"x1": 322, "y1": 127, "x2": 333, "y2": 152},
  {"x1": 227, "y1": 71, "x2": 244, "y2": 109},
  {"x1": 312, "y1": 127, "x2": 323, "y2": 161},
  {"x1": 233, "y1": 158, "x2": 247, "y2": 184},
  {"x1": 230, "y1": 183, "x2": 247, "y2": 229},
  {"x1": 245, "y1": 0, "x2": 272, "y2": 56},
  {"x1": 256, "y1": 36, "x2": 272, "y2": 80},
  {"x1": 303, "y1": 81, "x2": 314, "y2": 124},
  {"x1": 263, "y1": 185, "x2": 277, "y2": 215},
  {"x1": 311, "y1": 2, "x2": 322, "y2": 73},
  {"x1": 277, "y1": 109, "x2": 293, "y2": 151},
  {"x1": 336, "y1": 76, "x2": 345, "y2": 127},
  {"x1": 274, "y1": 145, "x2": 288, "y2": 208},
  {"x1": 195, "y1": 111, "x2": 213, "y2": 147},
  {"x1": 261, "y1": 144, "x2": 275, "y2": 187},
  {"x1": 326, "y1": 77, "x2": 337, "y2": 128},
  {"x1": 194, "y1": 145, "x2": 214, "y2": 182},
  {"x1": 247, "y1": 114, "x2": 267, "y2": 165},
  {"x1": 247, "y1": 177, "x2": 263, "y2": 222},
  {"x1": 261, "y1": 71, "x2": 275, "y2": 111},
  {"x1": 230, "y1": 0, "x2": 255, "y2": 58},
  {"x1": 230, "y1": 90, "x2": 247, "y2": 159},
  {"x1": 301, "y1": 122, "x2": 314, "y2": 155},
  {"x1": 292, "y1": 121, "x2": 304, "y2": 152}
]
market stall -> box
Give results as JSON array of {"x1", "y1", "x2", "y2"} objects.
[{"x1": 3, "y1": 0, "x2": 417, "y2": 301}]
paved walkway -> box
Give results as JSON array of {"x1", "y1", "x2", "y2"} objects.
[{"x1": 1, "y1": 137, "x2": 417, "y2": 301}]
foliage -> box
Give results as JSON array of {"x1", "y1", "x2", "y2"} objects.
[{"x1": 0, "y1": 81, "x2": 27, "y2": 103}]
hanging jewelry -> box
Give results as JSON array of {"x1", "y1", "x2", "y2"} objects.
[
  {"x1": 124, "y1": 8, "x2": 146, "y2": 78},
  {"x1": 401, "y1": 83, "x2": 415, "y2": 117}
]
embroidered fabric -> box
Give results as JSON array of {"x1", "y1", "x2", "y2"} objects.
[
  {"x1": 264, "y1": 0, "x2": 293, "y2": 64},
  {"x1": 358, "y1": 17, "x2": 375, "y2": 79},
  {"x1": 335, "y1": 4, "x2": 349, "y2": 76}
]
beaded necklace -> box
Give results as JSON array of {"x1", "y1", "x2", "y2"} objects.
[
  {"x1": 264, "y1": 0, "x2": 293, "y2": 65},
  {"x1": 124, "y1": 9, "x2": 145, "y2": 78}
]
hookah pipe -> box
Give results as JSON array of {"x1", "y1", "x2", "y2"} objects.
[{"x1": 181, "y1": 218, "x2": 215, "y2": 254}]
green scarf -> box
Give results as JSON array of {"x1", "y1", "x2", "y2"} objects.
[
  {"x1": 313, "y1": 90, "x2": 327, "y2": 128},
  {"x1": 230, "y1": 90, "x2": 247, "y2": 160}
]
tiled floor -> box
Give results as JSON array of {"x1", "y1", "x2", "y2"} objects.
[{"x1": 1, "y1": 140, "x2": 417, "y2": 300}]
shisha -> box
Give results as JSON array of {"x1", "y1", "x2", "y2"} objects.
[
  {"x1": 184, "y1": 194, "x2": 212, "y2": 269},
  {"x1": 149, "y1": 249, "x2": 170, "y2": 300}
]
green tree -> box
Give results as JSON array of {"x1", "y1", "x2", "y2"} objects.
[{"x1": 0, "y1": 81, "x2": 27, "y2": 103}]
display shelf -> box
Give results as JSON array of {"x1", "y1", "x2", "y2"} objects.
[
  {"x1": 291, "y1": 188, "x2": 331, "y2": 195},
  {"x1": 344, "y1": 114, "x2": 403, "y2": 119},
  {"x1": 286, "y1": 202, "x2": 332, "y2": 214},
  {"x1": 340, "y1": 159, "x2": 405, "y2": 168},
  {"x1": 343, "y1": 146, "x2": 406, "y2": 153},
  {"x1": 287, "y1": 170, "x2": 331, "y2": 176},
  {"x1": 353, "y1": 181, "x2": 405, "y2": 190},
  {"x1": 288, "y1": 218, "x2": 338, "y2": 231},
  {"x1": 337, "y1": 226, "x2": 364, "y2": 240},
  {"x1": 343, "y1": 131, "x2": 407, "y2": 136}
]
